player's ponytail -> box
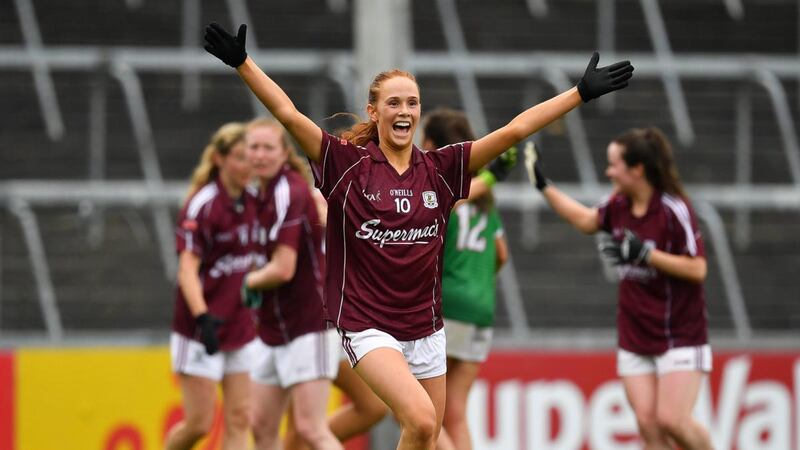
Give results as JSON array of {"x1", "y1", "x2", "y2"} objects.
[
  {"x1": 246, "y1": 117, "x2": 313, "y2": 185},
  {"x1": 340, "y1": 120, "x2": 379, "y2": 147},
  {"x1": 187, "y1": 122, "x2": 246, "y2": 200},
  {"x1": 614, "y1": 127, "x2": 687, "y2": 199},
  {"x1": 340, "y1": 69, "x2": 418, "y2": 147}
]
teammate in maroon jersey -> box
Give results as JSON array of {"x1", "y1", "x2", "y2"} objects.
[
  {"x1": 241, "y1": 118, "x2": 342, "y2": 450},
  {"x1": 204, "y1": 22, "x2": 632, "y2": 449},
  {"x1": 281, "y1": 144, "x2": 390, "y2": 450},
  {"x1": 527, "y1": 127, "x2": 713, "y2": 450},
  {"x1": 166, "y1": 122, "x2": 261, "y2": 450}
]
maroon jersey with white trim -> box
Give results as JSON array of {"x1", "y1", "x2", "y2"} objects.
[
  {"x1": 597, "y1": 191, "x2": 708, "y2": 355},
  {"x1": 254, "y1": 166, "x2": 327, "y2": 346},
  {"x1": 310, "y1": 132, "x2": 472, "y2": 340},
  {"x1": 173, "y1": 178, "x2": 261, "y2": 350}
]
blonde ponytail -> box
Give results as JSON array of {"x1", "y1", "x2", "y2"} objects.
[{"x1": 186, "y1": 122, "x2": 246, "y2": 200}]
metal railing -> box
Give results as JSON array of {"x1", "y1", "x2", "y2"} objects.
[
  {"x1": 2, "y1": 47, "x2": 800, "y2": 342},
  {"x1": 3, "y1": 180, "x2": 799, "y2": 343},
  {"x1": 12, "y1": 0, "x2": 64, "y2": 140},
  {"x1": 639, "y1": 0, "x2": 694, "y2": 145}
]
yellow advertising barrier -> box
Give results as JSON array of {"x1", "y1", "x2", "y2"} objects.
[
  {"x1": 18, "y1": 347, "x2": 182, "y2": 450},
  {"x1": 13, "y1": 347, "x2": 346, "y2": 450}
]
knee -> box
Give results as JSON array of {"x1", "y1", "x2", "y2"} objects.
[
  {"x1": 398, "y1": 403, "x2": 437, "y2": 444},
  {"x1": 636, "y1": 416, "x2": 663, "y2": 442},
  {"x1": 293, "y1": 416, "x2": 326, "y2": 445},
  {"x1": 443, "y1": 399, "x2": 466, "y2": 425},
  {"x1": 225, "y1": 402, "x2": 251, "y2": 433},
  {"x1": 251, "y1": 411, "x2": 281, "y2": 442},
  {"x1": 358, "y1": 399, "x2": 389, "y2": 424},
  {"x1": 656, "y1": 409, "x2": 687, "y2": 438},
  {"x1": 183, "y1": 412, "x2": 215, "y2": 441}
]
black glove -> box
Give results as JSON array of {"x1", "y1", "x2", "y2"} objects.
[
  {"x1": 598, "y1": 229, "x2": 651, "y2": 265},
  {"x1": 195, "y1": 312, "x2": 224, "y2": 355},
  {"x1": 523, "y1": 142, "x2": 549, "y2": 191},
  {"x1": 203, "y1": 23, "x2": 248, "y2": 68},
  {"x1": 577, "y1": 52, "x2": 634, "y2": 103},
  {"x1": 487, "y1": 146, "x2": 518, "y2": 182}
]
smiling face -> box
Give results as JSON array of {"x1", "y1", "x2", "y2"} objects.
[
  {"x1": 367, "y1": 75, "x2": 421, "y2": 152},
  {"x1": 246, "y1": 124, "x2": 289, "y2": 181},
  {"x1": 605, "y1": 141, "x2": 643, "y2": 194}
]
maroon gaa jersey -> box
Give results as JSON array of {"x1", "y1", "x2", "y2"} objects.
[
  {"x1": 173, "y1": 178, "x2": 261, "y2": 351},
  {"x1": 310, "y1": 132, "x2": 472, "y2": 341},
  {"x1": 598, "y1": 191, "x2": 708, "y2": 355},
  {"x1": 254, "y1": 165, "x2": 327, "y2": 346}
]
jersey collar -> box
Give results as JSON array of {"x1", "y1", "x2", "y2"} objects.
[
  {"x1": 624, "y1": 189, "x2": 663, "y2": 218},
  {"x1": 214, "y1": 176, "x2": 246, "y2": 213},
  {"x1": 258, "y1": 164, "x2": 291, "y2": 201},
  {"x1": 365, "y1": 141, "x2": 425, "y2": 166}
]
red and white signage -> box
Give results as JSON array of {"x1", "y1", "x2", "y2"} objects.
[{"x1": 468, "y1": 351, "x2": 799, "y2": 450}]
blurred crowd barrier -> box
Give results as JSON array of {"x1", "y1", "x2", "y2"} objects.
[{"x1": 1, "y1": 347, "x2": 797, "y2": 450}]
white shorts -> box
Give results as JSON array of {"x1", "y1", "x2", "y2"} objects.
[
  {"x1": 443, "y1": 319, "x2": 493, "y2": 363},
  {"x1": 339, "y1": 328, "x2": 447, "y2": 380},
  {"x1": 251, "y1": 328, "x2": 340, "y2": 388},
  {"x1": 170, "y1": 332, "x2": 261, "y2": 382},
  {"x1": 617, "y1": 344, "x2": 713, "y2": 377}
]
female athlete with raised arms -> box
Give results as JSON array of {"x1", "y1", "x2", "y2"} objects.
[
  {"x1": 204, "y1": 22, "x2": 632, "y2": 449},
  {"x1": 527, "y1": 128, "x2": 713, "y2": 450}
]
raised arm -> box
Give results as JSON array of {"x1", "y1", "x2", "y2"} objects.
[
  {"x1": 541, "y1": 185, "x2": 600, "y2": 234},
  {"x1": 525, "y1": 143, "x2": 599, "y2": 234},
  {"x1": 204, "y1": 23, "x2": 323, "y2": 162},
  {"x1": 469, "y1": 53, "x2": 633, "y2": 172}
]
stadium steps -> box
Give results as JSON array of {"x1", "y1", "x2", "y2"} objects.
[
  {"x1": 33, "y1": 207, "x2": 173, "y2": 330},
  {"x1": 29, "y1": 0, "x2": 349, "y2": 48},
  {"x1": 1, "y1": 0, "x2": 798, "y2": 335},
  {"x1": 0, "y1": 211, "x2": 45, "y2": 332}
]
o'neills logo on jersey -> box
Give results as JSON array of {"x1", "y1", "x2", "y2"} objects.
[
  {"x1": 390, "y1": 189, "x2": 413, "y2": 197},
  {"x1": 355, "y1": 218, "x2": 440, "y2": 248}
]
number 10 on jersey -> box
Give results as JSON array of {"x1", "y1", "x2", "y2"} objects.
[{"x1": 395, "y1": 198, "x2": 411, "y2": 214}]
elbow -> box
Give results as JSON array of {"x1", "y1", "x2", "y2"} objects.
[
  {"x1": 278, "y1": 266, "x2": 296, "y2": 284},
  {"x1": 576, "y1": 216, "x2": 598, "y2": 235},
  {"x1": 505, "y1": 121, "x2": 527, "y2": 144},
  {"x1": 692, "y1": 260, "x2": 708, "y2": 283},
  {"x1": 673, "y1": 257, "x2": 706, "y2": 284},
  {"x1": 496, "y1": 253, "x2": 508, "y2": 270}
]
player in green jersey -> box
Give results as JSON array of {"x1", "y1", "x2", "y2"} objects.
[{"x1": 422, "y1": 108, "x2": 514, "y2": 450}]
